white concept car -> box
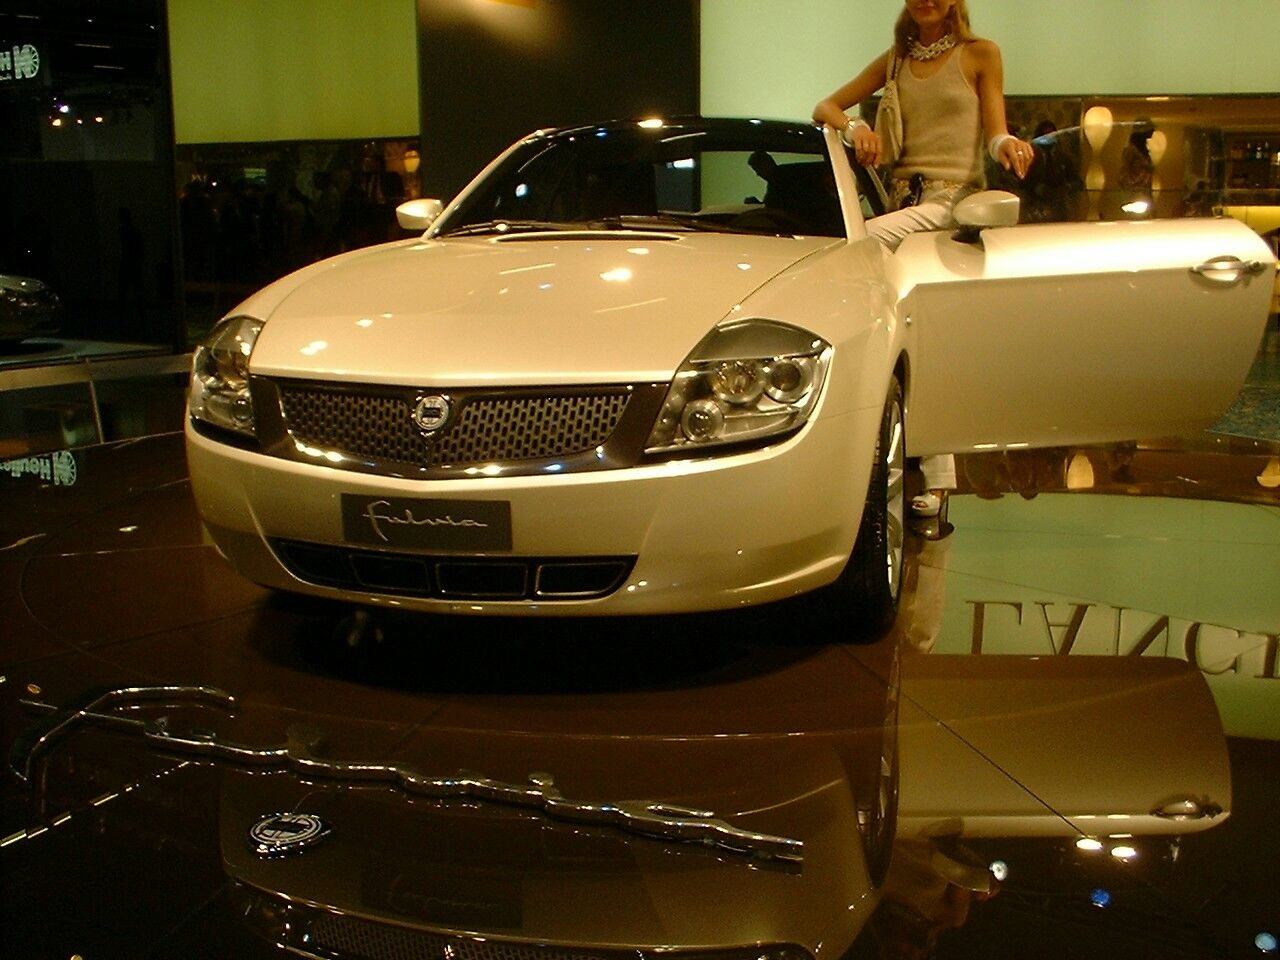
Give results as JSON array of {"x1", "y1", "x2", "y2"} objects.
[{"x1": 185, "y1": 118, "x2": 1275, "y2": 623}]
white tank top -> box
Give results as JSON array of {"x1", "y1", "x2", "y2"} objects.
[{"x1": 894, "y1": 47, "x2": 985, "y2": 185}]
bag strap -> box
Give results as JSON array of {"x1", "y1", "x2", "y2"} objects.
[{"x1": 887, "y1": 49, "x2": 900, "y2": 82}]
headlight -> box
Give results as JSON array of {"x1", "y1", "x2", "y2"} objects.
[
  {"x1": 645, "y1": 318, "x2": 831, "y2": 454},
  {"x1": 188, "y1": 315, "x2": 264, "y2": 438}
]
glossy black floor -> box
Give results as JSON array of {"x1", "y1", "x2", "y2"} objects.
[{"x1": 1, "y1": 431, "x2": 1277, "y2": 960}]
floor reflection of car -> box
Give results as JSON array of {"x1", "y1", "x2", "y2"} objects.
[
  {"x1": 185, "y1": 117, "x2": 1275, "y2": 628},
  {"x1": 10, "y1": 641, "x2": 1232, "y2": 959},
  {"x1": 206, "y1": 656, "x2": 1229, "y2": 959},
  {"x1": 0, "y1": 273, "x2": 62, "y2": 349}
]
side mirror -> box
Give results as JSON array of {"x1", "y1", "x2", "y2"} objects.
[
  {"x1": 953, "y1": 190, "x2": 1020, "y2": 231},
  {"x1": 396, "y1": 198, "x2": 444, "y2": 232}
]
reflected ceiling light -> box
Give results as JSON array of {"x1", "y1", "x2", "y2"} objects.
[
  {"x1": 57, "y1": 103, "x2": 70, "y2": 114},
  {"x1": 1121, "y1": 199, "x2": 1151, "y2": 215},
  {"x1": 299, "y1": 340, "x2": 328, "y2": 356},
  {"x1": 1066, "y1": 451, "x2": 1095, "y2": 489},
  {"x1": 1075, "y1": 837, "x2": 1104, "y2": 852},
  {"x1": 1082, "y1": 105, "x2": 1113, "y2": 152},
  {"x1": 1257, "y1": 457, "x2": 1280, "y2": 489},
  {"x1": 626, "y1": 247, "x2": 650, "y2": 255},
  {"x1": 356, "y1": 318, "x2": 373, "y2": 328},
  {"x1": 1110, "y1": 845, "x2": 1138, "y2": 861},
  {"x1": 1148, "y1": 130, "x2": 1168, "y2": 166},
  {"x1": 599, "y1": 267, "x2": 632, "y2": 282},
  {"x1": 989, "y1": 860, "x2": 1009, "y2": 882},
  {"x1": 50, "y1": 117, "x2": 62, "y2": 127},
  {"x1": 637, "y1": 118, "x2": 665, "y2": 129},
  {"x1": 672, "y1": 157, "x2": 695, "y2": 169}
]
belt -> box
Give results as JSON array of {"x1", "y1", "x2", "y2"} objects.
[{"x1": 891, "y1": 175, "x2": 972, "y2": 209}]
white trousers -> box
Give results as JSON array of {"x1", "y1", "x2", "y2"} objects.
[
  {"x1": 921, "y1": 453, "x2": 956, "y2": 491},
  {"x1": 867, "y1": 183, "x2": 972, "y2": 251},
  {"x1": 872, "y1": 182, "x2": 964, "y2": 491}
]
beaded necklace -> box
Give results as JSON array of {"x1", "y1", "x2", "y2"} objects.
[{"x1": 907, "y1": 33, "x2": 957, "y2": 61}]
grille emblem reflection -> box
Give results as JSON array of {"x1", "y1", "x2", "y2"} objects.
[
  {"x1": 412, "y1": 394, "x2": 452, "y2": 435},
  {"x1": 248, "y1": 811, "x2": 332, "y2": 858}
]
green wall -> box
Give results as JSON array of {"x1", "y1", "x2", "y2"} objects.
[
  {"x1": 168, "y1": 0, "x2": 419, "y2": 144},
  {"x1": 702, "y1": 0, "x2": 1280, "y2": 121}
]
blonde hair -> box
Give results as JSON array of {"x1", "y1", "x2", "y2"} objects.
[{"x1": 894, "y1": 0, "x2": 976, "y2": 57}]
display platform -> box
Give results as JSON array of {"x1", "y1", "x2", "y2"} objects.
[
  {"x1": 1, "y1": 432, "x2": 1277, "y2": 959},
  {"x1": 0, "y1": 338, "x2": 174, "y2": 375}
]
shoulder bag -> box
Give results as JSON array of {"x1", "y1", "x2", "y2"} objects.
[{"x1": 875, "y1": 50, "x2": 904, "y2": 169}]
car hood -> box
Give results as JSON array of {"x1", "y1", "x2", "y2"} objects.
[{"x1": 241, "y1": 232, "x2": 837, "y2": 387}]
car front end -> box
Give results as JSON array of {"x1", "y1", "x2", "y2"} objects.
[{"x1": 186, "y1": 119, "x2": 893, "y2": 616}]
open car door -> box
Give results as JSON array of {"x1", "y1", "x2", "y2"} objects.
[{"x1": 893, "y1": 216, "x2": 1275, "y2": 454}]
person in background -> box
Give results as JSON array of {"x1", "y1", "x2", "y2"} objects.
[{"x1": 812, "y1": 0, "x2": 1033, "y2": 519}]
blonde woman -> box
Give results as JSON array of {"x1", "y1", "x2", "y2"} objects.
[
  {"x1": 814, "y1": 0, "x2": 1032, "y2": 519},
  {"x1": 813, "y1": 0, "x2": 1033, "y2": 251}
]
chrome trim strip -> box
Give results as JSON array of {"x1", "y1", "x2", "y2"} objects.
[
  {"x1": 15, "y1": 685, "x2": 803, "y2": 863},
  {"x1": 9, "y1": 684, "x2": 236, "y2": 784}
]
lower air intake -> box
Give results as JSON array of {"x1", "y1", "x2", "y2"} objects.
[{"x1": 272, "y1": 539, "x2": 633, "y2": 601}]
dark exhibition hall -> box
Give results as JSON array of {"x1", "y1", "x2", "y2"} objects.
[{"x1": 1, "y1": 2, "x2": 1278, "y2": 959}]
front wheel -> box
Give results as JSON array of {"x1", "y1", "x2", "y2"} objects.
[{"x1": 822, "y1": 377, "x2": 905, "y2": 633}]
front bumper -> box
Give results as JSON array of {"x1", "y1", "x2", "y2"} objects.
[{"x1": 185, "y1": 406, "x2": 879, "y2": 615}]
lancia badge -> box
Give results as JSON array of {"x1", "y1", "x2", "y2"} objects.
[
  {"x1": 412, "y1": 395, "x2": 452, "y2": 434},
  {"x1": 248, "y1": 812, "x2": 331, "y2": 859}
]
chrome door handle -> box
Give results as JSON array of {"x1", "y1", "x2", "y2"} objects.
[
  {"x1": 1151, "y1": 796, "x2": 1223, "y2": 820},
  {"x1": 1191, "y1": 256, "x2": 1269, "y2": 283}
]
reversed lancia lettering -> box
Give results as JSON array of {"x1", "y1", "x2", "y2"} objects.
[{"x1": 966, "y1": 598, "x2": 1280, "y2": 680}]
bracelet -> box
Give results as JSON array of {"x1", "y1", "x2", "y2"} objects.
[
  {"x1": 841, "y1": 116, "x2": 869, "y2": 146},
  {"x1": 988, "y1": 133, "x2": 1015, "y2": 161}
]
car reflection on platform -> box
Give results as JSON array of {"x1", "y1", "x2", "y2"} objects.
[
  {"x1": 0, "y1": 273, "x2": 63, "y2": 351},
  {"x1": 10, "y1": 648, "x2": 1228, "y2": 960}
]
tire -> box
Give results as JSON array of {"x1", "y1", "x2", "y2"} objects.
[
  {"x1": 856, "y1": 651, "x2": 900, "y2": 887},
  {"x1": 824, "y1": 377, "x2": 905, "y2": 633}
]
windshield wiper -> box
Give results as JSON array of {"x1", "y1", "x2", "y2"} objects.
[{"x1": 438, "y1": 219, "x2": 559, "y2": 237}]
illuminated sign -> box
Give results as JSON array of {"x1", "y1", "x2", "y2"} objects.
[
  {"x1": 1, "y1": 451, "x2": 78, "y2": 486},
  {"x1": 0, "y1": 43, "x2": 42, "y2": 83}
]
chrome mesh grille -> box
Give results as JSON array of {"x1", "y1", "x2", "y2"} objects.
[
  {"x1": 281, "y1": 388, "x2": 422, "y2": 463},
  {"x1": 436, "y1": 394, "x2": 626, "y2": 463},
  {"x1": 276, "y1": 384, "x2": 630, "y2": 468}
]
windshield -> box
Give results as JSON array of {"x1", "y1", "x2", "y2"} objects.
[{"x1": 439, "y1": 120, "x2": 846, "y2": 239}]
